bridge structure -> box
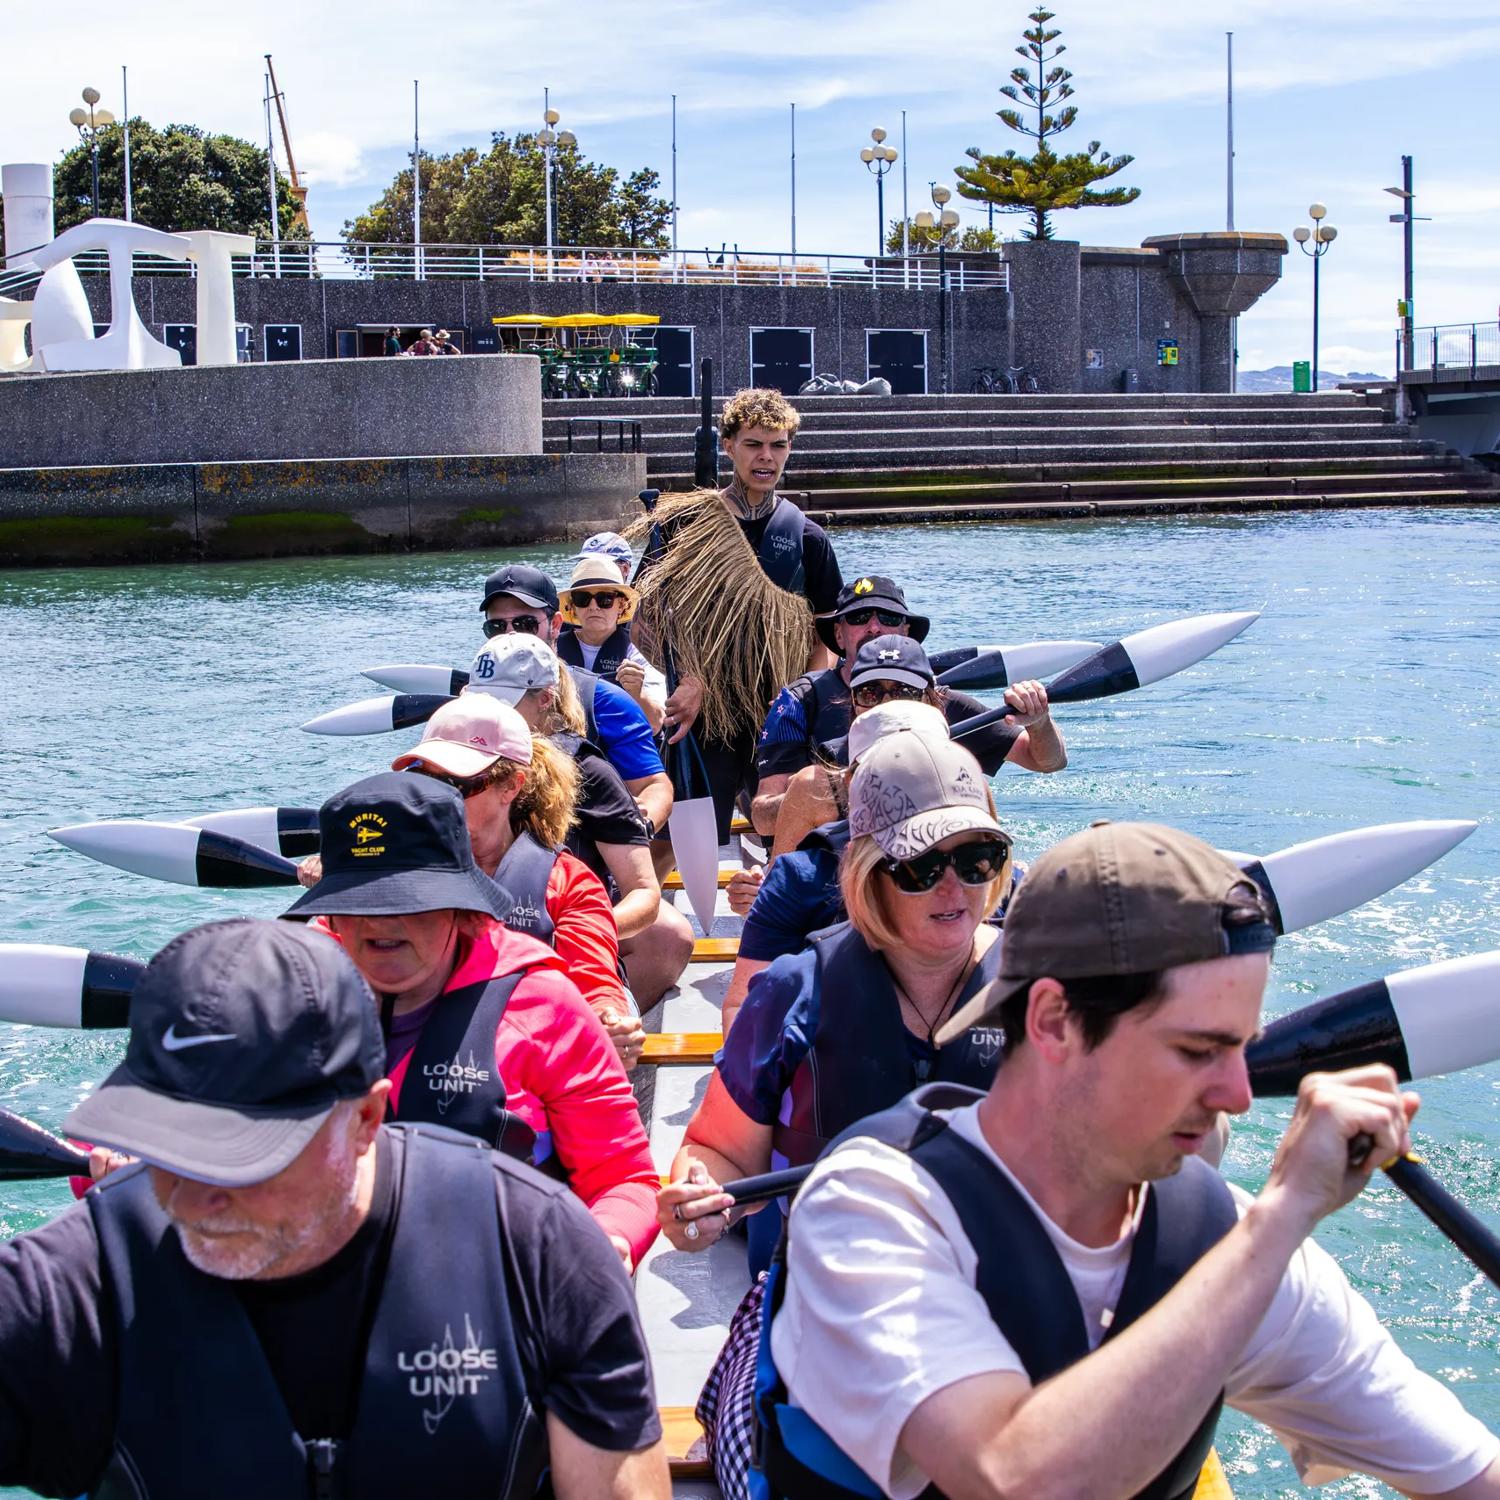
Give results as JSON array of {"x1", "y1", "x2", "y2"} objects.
[{"x1": 1399, "y1": 320, "x2": 1500, "y2": 458}]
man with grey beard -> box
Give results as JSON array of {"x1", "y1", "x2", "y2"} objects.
[{"x1": 0, "y1": 918, "x2": 668, "y2": 1500}]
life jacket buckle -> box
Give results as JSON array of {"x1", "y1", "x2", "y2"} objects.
[{"x1": 306, "y1": 1437, "x2": 344, "y2": 1500}]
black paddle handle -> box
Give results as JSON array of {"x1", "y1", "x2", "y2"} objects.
[{"x1": 721, "y1": 1165, "x2": 813, "y2": 1207}]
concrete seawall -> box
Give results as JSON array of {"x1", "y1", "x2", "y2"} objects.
[
  {"x1": 0, "y1": 451, "x2": 645, "y2": 567},
  {"x1": 0, "y1": 354, "x2": 543, "y2": 468}
]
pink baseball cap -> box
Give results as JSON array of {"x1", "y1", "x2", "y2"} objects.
[{"x1": 390, "y1": 696, "x2": 533, "y2": 780}]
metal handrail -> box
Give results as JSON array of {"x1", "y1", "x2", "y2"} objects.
[
  {"x1": 1, "y1": 240, "x2": 1009, "y2": 294},
  {"x1": 1400, "y1": 321, "x2": 1500, "y2": 380}
]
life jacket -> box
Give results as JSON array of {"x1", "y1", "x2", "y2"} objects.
[
  {"x1": 777, "y1": 669, "x2": 851, "y2": 771},
  {"x1": 748, "y1": 495, "x2": 808, "y2": 594},
  {"x1": 89, "y1": 1125, "x2": 545, "y2": 1500},
  {"x1": 769, "y1": 922, "x2": 1005, "y2": 1171},
  {"x1": 562, "y1": 665, "x2": 601, "y2": 746},
  {"x1": 753, "y1": 1083, "x2": 1238, "y2": 1500},
  {"x1": 557, "y1": 623, "x2": 634, "y2": 684},
  {"x1": 492, "y1": 831, "x2": 558, "y2": 946},
  {"x1": 387, "y1": 933, "x2": 563, "y2": 1175}
]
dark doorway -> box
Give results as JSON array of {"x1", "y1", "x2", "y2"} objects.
[
  {"x1": 750, "y1": 327, "x2": 814, "y2": 395},
  {"x1": 264, "y1": 325, "x2": 303, "y2": 362},
  {"x1": 652, "y1": 326, "x2": 695, "y2": 397},
  {"x1": 867, "y1": 329, "x2": 928, "y2": 394},
  {"x1": 163, "y1": 324, "x2": 197, "y2": 365}
]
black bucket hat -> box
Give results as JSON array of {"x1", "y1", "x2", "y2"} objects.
[
  {"x1": 283, "y1": 772, "x2": 509, "y2": 921},
  {"x1": 816, "y1": 574, "x2": 931, "y2": 654}
]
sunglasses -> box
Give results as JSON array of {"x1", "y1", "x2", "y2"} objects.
[
  {"x1": 882, "y1": 836, "x2": 1012, "y2": 894},
  {"x1": 570, "y1": 589, "x2": 626, "y2": 610},
  {"x1": 405, "y1": 765, "x2": 493, "y2": 799},
  {"x1": 852, "y1": 681, "x2": 927, "y2": 710},
  {"x1": 482, "y1": 615, "x2": 543, "y2": 638},
  {"x1": 842, "y1": 607, "x2": 907, "y2": 628}
]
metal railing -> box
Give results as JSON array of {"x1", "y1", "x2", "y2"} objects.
[
  {"x1": 0, "y1": 239, "x2": 1008, "y2": 296},
  {"x1": 1399, "y1": 321, "x2": 1500, "y2": 381}
]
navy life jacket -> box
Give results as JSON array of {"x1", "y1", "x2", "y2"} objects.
[
  {"x1": 557, "y1": 623, "x2": 634, "y2": 684},
  {"x1": 562, "y1": 665, "x2": 602, "y2": 747},
  {"x1": 781, "y1": 670, "x2": 851, "y2": 772},
  {"x1": 390, "y1": 948, "x2": 558, "y2": 1175},
  {"x1": 769, "y1": 922, "x2": 1005, "y2": 1171},
  {"x1": 754, "y1": 1083, "x2": 1238, "y2": 1500},
  {"x1": 493, "y1": 831, "x2": 558, "y2": 946},
  {"x1": 750, "y1": 496, "x2": 808, "y2": 595},
  {"x1": 89, "y1": 1125, "x2": 544, "y2": 1500}
]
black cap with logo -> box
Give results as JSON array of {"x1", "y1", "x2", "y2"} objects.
[
  {"x1": 283, "y1": 772, "x2": 510, "y2": 921},
  {"x1": 480, "y1": 563, "x2": 560, "y2": 615},
  {"x1": 64, "y1": 918, "x2": 385, "y2": 1187},
  {"x1": 816, "y1": 574, "x2": 931, "y2": 653}
]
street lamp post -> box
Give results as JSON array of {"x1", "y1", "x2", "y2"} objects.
[
  {"x1": 68, "y1": 87, "x2": 116, "y2": 218},
  {"x1": 538, "y1": 92, "x2": 577, "y2": 284},
  {"x1": 913, "y1": 184, "x2": 961, "y2": 394},
  {"x1": 1292, "y1": 201, "x2": 1338, "y2": 393},
  {"x1": 859, "y1": 127, "x2": 897, "y2": 259},
  {"x1": 1384, "y1": 158, "x2": 1429, "y2": 375}
]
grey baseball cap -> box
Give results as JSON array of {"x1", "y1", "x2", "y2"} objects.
[
  {"x1": 467, "y1": 634, "x2": 559, "y2": 706},
  {"x1": 848, "y1": 732, "x2": 1002, "y2": 861},
  {"x1": 66, "y1": 919, "x2": 385, "y2": 1187},
  {"x1": 847, "y1": 699, "x2": 950, "y2": 767}
]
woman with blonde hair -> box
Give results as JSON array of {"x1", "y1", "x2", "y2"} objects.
[{"x1": 391, "y1": 694, "x2": 647, "y2": 1065}]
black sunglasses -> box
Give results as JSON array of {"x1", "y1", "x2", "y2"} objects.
[
  {"x1": 882, "y1": 836, "x2": 1012, "y2": 894},
  {"x1": 570, "y1": 589, "x2": 626, "y2": 609},
  {"x1": 841, "y1": 606, "x2": 908, "y2": 628},
  {"x1": 852, "y1": 681, "x2": 927, "y2": 710},
  {"x1": 482, "y1": 615, "x2": 543, "y2": 638},
  {"x1": 405, "y1": 764, "x2": 493, "y2": 799}
]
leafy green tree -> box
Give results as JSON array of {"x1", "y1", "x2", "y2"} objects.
[
  {"x1": 49, "y1": 121, "x2": 301, "y2": 238},
  {"x1": 954, "y1": 7, "x2": 1138, "y2": 241},
  {"x1": 345, "y1": 133, "x2": 670, "y2": 248},
  {"x1": 885, "y1": 219, "x2": 1000, "y2": 254}
]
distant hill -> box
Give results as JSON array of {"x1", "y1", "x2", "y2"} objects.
[{"x1": 1236, "y1": 365, "x2": 1386, "y2": 393}]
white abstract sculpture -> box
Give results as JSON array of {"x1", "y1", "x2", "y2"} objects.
[
  {"x1": 180, "y1": 231, "x2": 256, "y2": 366},
  {"x1": 29, "y1": 219, "x2": 192, "y2": 372}
]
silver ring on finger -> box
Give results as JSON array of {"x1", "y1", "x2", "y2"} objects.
[{"x1": 685, "y1": 1220, "x2": 700, "y2": 1241}]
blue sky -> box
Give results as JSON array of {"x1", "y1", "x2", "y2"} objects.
[{"x1": 7, "y1": 0, "x2": 1499, "y2": 373}]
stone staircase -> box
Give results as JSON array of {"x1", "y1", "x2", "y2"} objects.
[{"x1": 543, "y1": 392, "x2": 1500, "y2": 523}]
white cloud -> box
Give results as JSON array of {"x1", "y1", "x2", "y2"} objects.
[{"x1": 294, "y1": 131, "x2": 364, "y2": 189}]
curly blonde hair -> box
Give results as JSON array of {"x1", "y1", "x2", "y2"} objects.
[
  {"x1": 720, "y1": 387, "x2": 802, "y2": 442},
  {"x1": 493, "y1": 734, "x2": 580, "y2": 849}
]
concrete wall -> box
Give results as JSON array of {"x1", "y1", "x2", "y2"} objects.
[
  {"x1": 0, "y1": 450, "x2": 643, "y2": 567},
  {"x1": 1079, "y1": 249, "x2": 1204, "y2": 394},
  {"x1": 0, "y1": 351, "x2": 543, "y2": 468}
]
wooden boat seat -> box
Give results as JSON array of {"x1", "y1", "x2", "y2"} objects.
[
  {"x1": 663, "y1": 868, "x2": 737, "y2": 892},
  {"x1": 690, "y1": 937, "x2": 740, "y2": 962},
  {"x1": 661, "y1": 1405, "x2": 712, "y2": 1478},
  {"x1": 641, "y1": 1032, "x2": 721, "y2": 1065}
]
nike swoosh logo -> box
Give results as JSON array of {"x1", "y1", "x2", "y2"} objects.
[{"x1": 161, "y1": 1024, "x2": 238, "y2": 1052}]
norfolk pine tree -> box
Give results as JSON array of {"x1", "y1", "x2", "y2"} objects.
[{"x1": 955, "y1": 7, "x2": 1138, "y2": 241}]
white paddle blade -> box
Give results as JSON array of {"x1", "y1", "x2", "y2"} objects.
[
  {"x1": 301, "y1": 695, "x2": 399, "y2": 735},
  {"x1": 0, "y1": 945, "x2": 88, "y2": 1027},
  {"x1": 1120, "y1": 610, "x2": 1259, "y2": 688},
  {"x1": 49, "y1": 821, "x2": 202, "y2": 885},
  {"x1": 1258, "y1": 820, "x2": 1478, "y2": 934},
  {"x1": 362, "y1": 664, "x2": 458, "y2": 695},
  {"x1": 670, "y1": 797, "x2": 721, "y2": 936},
  {"x1": 178, "y1": 806, "x2": 282, "y2": 853},
  {"x1": 995, "y1": 640, "x2": 1103, "y2": 682},
  {"x1": 1388, "y1": 951, "x2": 1500, "y2": 1079}
]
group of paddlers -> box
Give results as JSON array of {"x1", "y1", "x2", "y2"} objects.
[{"x1": 0, "y1": 387, "x2": 1493, "y2": 1499}]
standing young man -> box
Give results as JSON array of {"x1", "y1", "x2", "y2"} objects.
[
  {"x1": 761, "y1": 822, "x2": 1499, "y2": 1499},
  {"x1": 630, "y1": 387, "x2": 844, "y2": 842}
]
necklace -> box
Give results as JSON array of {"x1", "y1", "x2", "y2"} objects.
[{"x1": 885, "y1": 944, "x2": 977, "y2": 1046}]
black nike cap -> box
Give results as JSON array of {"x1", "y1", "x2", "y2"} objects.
[{"x1": 65, "y1": 919, "x2": 384, "y2": 1187}]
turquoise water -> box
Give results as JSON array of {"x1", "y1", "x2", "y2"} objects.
[{"x1": 1, "y1": 507, "x2": 1498, "y2": 1496}]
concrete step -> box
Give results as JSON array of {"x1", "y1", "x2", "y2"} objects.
[
  {"x1": 816, "y1": 488, "x2": 1500, "y2": 527},
  {"x1": 549, "y1": 422, "x2": 1412, "y2": 457},
  {"x1": 650, "y1": 452, "x2": 1466, "y2": 489},
  {"x1": 544, "y1": 405, "x2": 1391, "y2": 437},
  {"x1": 788, "y1": 468, "x2": 1491, "y2": 511},
  {"x1": 542, "y1": 391, "x2": 1371, "y2": 416}
]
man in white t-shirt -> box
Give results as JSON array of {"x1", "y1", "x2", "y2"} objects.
[{"x1": 767, "y1": 821, "x2": 1500, "y2": 1500}]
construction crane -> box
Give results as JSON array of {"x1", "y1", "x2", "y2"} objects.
[{"x1": 264, "y1": 54, "x2": 309, "y2": 234}]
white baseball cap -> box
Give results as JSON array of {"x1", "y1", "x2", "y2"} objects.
[
  {"x1": 849, "y1": 734, "x2": 1002, "y2": 861},
  {"x1": 847, "y1": 700, "x2": 951, "y2": 767},
  {"x1": 466, "y1": 634, "x2": 559, "y2": 706},
  {"x1": 391, "y1": 695, "x2": 533, "y2": 780}
]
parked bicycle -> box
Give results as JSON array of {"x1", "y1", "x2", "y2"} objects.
[{"x1": 969, "y1": 365, "x2": 1039, "y2": 394}]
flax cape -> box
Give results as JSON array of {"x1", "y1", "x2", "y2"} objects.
[{"x1": 625, "y1": 489, "x2": 814, "y2": 745}]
